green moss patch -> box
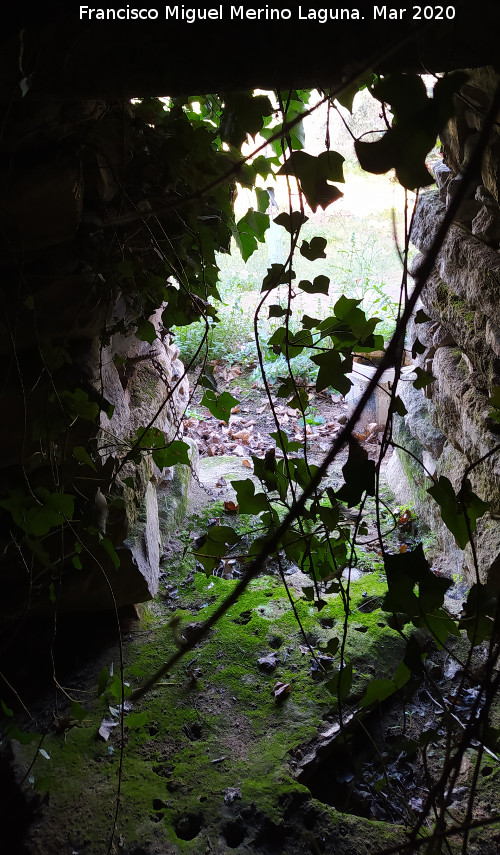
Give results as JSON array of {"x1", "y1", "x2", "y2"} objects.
[{"x1": 9, "y1": 563, "x2": 458, "y2": 854}]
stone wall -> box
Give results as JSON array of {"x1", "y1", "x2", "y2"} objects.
[
  {"x1": 388, "y1": 67, "x2": 500, "y2": 587},
  {"x1": 0, "y1": 98, "x2": 194, "y2": 618}
]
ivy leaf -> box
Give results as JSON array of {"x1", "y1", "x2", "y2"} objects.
[
  {"x1": 424, "y1": 610, "x2": 460, "y2": 649},
  {"x1": 288, "y1": 458, "x2": 319, "y2": 490},
  {"x1": 336, "y1": 441, "x2": 375, "y2": 506},
  {"x1": 268, "y1": 304, "x2": 290, "y2": 319},
  {"x1": 355, "y1": 72, "x2": 467, "y2": 190},
  {"x1": 231, "y1": 479, "x2": 268, "y2": 514},
  {"x1": 273, "y1": 211, "x2": 308, "y2": 234},
  {"x1": 5, "y1": 725, "x2": 38, "y2": 744},
  {"x1": 200, "y1": 366, "x2": 218, "y2": 392},
  {"x1": 310, "y1": 350, "x2": 352, "y2": 395},
  {"x1": 136, "y1": 426, "x2": 163, "y2": 448},
  {"x1": 298, "y1": 275, "x2": 330, "y2": 295},
  {"x1": 270, "y1": 429, "x2": 303, "y2": 454},
  {"x1": 415, "y1": 308, "x2": 432, "y2": 324},
  {"x1": 255, "y1": 187, "x2": 270, "y2": 213},
  {"x1": 336, "y1": 72, "x2": 374, "y2": 113},
  {"x1": 383, "y1": 545, "x2": 456, "y2": 647},
  {"x1": 252, "y1": 154, "x2": 280, "y2": 179},
  {"x1": 278, "y1": 150, "x2": 345, "y2": 212},
  {"x1": 333, "y1": 294, "x2": 362, "y2": 319},
  {"x1": 236, "y1": 208, "x2": 270, "y2": 262},
  {"x1": 161, "y1": 286, "x2": 215, "y2": 327},
  {"x1": 100, "y1": 536, "x2": 120, "y2": 569},
  {"x1": 393, "y1": 396, "x2": 408, "y2": 417},
  {"x1": 287, "y1": 388, "x2": 309, "y2": 410},
  {"x1": 136, "y1": 320, "x2": 156, "y2": 344},
  {"x1": 25, "y1": 489, "x2": 74, "y2": 536},
  {"x1": 108, "y1": 675, "x2": 132, "y2": 701},
  {"x1": 220, "y1": 92, "x2": 274, "y2": 147},
  {"x1": 261, "y1": 119, "x2": 305, "y2": 155},
  {"x1": 60, "y1": 388, "x2": 99, "y2": 423},
  {"x1": 201, "y1": 389, "x2": 239, "y2": 423},
  {"x1": 318, "y1": 500, "x2": 340, "y2": 531},
  {"x1": 276, "y1": 376, "x2": 297, "y2": 398},
  {"x1": 361, "y1": 662, "x2": 411, "y2": 708},
  {"x1": 300, "y1": 236, "x2": 327, "y2": 261},
  {"x1": 319, "y1": 637, "x2": 340, "y2": 656},
  {"x1": 267, "y1": 327, "x2": 312, "y2": 358},
  {"x1": 194, "y1": 525, "x2": 239, "y2": 574},
  {"x1": 355, "y1": 122, "x2": 433, "y2": 190},
  {"x1": 412, "y1": 338, "x2": 426, "y2": 358},
  {"x1": 459, "y1": 583, "x2": 498, "y2": 646},
  {"x1": 302, "y1": 315, "x2": 320, "y2": 330},
  {"x1": 372, "y1": 72, "x2": 428, "y2": 121},
  {"x1": 413, "y1": 367, "x2": 435, "y2": 390},
  {"x1": 361, "y1": 678, "x2": 397, "y2": 708},
  {"x1": 383, "y1": 545, "x2": 429, "y2": 617},
  {"x1": 152, "y1": 440, "x2": 190, "y2": 470},
  {"x1": 73, "y1": 445, "x2": 97, "y2": 471},
  {"x1": 252, "y1": 454, "x2": 279, "y2": 494},
  {"x1": 261, "y1": 264, "x2": 294, "y2": 293},
  {"x1": 428, "y1": 476, "x2": 489, "y2": 549}
]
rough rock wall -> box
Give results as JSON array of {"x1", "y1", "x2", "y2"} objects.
[
  {"x1": 0, "y1": 97, "x2": 192, "y2": 617},
  {"x1": 388, "y1": 67, "x2": 500, "y2": 587}
]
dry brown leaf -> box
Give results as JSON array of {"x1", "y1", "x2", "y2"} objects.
[
  {"x1": 224, "y1": 500, "x2": 239, "y2": 514},
  {"x1": 230, "y1": 405, "x2": 241, "y2": 414},
  {"x1": 233, "y1": 429, "x2": 250, "y2": 442},
  {"x1": 242, "y1": 459, "x2": 252, "y2": 468},
  {"x1": 273, "y1": 681, "x2": 291, "y2": 702}
]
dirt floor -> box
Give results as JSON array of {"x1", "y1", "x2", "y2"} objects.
[{"x1": 2, "y1": 367, "x2": 500, "y2": 855}]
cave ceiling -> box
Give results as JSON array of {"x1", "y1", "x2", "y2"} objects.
[{"x1": 2, "y1": 0, "x2": 500, "y2": 102}]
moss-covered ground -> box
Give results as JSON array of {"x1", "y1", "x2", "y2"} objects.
[
  {"x1": 10, "y1": 547, "x2": 414, "y2": 854},
  {"x1": 8, "y1": 503, "x2": 500, "y2": 855}
]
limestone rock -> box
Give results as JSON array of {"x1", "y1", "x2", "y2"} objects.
[
  {"x1": 432, "y1": 161, "x2": 453, "y2": 202},
  {"x1": 397, "y1": 373, "x2": 445, "y2": 460},
  {"x1": 157, "y1": 438, "x2": 198, "y2": 543},
  {"x1": 446, "y1": 173, "x2": 481, "y2": 226},
  {"x1": 409, "y1": 191, "x2": 446, "y2": 254},
  {"x1": 471, "y1": 205, "x2": 500, "y2": 247}
]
